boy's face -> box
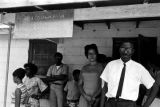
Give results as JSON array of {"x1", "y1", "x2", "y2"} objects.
[
  {"x1": 73, "y1": 74, "x2": 79, "y2": 81},
  {"x1": 13, "y1": 76, "x2": 18, "y2": 83},
  {"x1": 55, "y1": 56, "x2": 62, "y2": 65},
  {"x1": 25, "y1": 67, "x2": 32, "y2": 77}
]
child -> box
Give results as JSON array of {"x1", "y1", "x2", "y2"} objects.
[
  {"x1": 11, "y1": 68, "x2": 28, "y2": 107},
  {"x1": 64, "y1": 69, "x2": 81, "y2": 107},
  {"x1": 23, "y1": 63, "x2": 47, "y2": 107}
]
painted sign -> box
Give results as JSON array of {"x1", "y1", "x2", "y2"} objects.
[{"x1": 14, "y1": 9, "x2": 74, "y2": 39}]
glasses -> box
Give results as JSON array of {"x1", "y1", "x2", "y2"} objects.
[{"x1": 120, "y1": 47, "x2": 132, "y2": 51}]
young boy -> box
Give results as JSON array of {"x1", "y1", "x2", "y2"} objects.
[{"x1": 64, "y1": 69, "x2": 81, "y2": 107}]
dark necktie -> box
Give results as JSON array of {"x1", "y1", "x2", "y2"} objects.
[{"x1": 116, "y1": 63, "x2": 126, "y2": 99}]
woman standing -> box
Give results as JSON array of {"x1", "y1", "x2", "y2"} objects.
[
  {"x1": 79, "y1": 44, "x2": 104, "y2": 107},
  {"x1": 24, "y1": 63, "x2": 47, "y2": 107},
  {"x1": 11, "y1": 68, "x2": 28, "y2": 107}
]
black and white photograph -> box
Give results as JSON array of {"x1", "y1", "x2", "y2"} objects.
[{"x1": 0, "y1": 0, "x2": 160, "y2": 107}]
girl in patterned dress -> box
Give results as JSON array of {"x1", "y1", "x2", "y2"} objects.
[{"x1": 24, "y1": 63, "x2": 47, "y2": 107}]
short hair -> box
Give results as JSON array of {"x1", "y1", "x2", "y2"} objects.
[
  {"x1": 24, "y1": 63, "x2": 38, "y2": 75},
  {"x1": 54, "y1": 52, "x2": 63, "y2": 58},
  {"x1": 13, "y1": 68, "x2": 26, "y2": 80},
  {"x1": 97, "y1": 54, "x2": 107, "y2": 63},
  {"x1": 72, "y1": 69, "x2": 80, "y2": 76},
  {"x1": 120, "y1": 41, "x2": 134, "y2": 49},
  {"x1": 84, "y1": 44, "x2": 99, "y2": 58}
]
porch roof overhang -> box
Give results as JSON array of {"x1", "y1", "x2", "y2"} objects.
[{"x1": 0, "y1": 0, "x2": 160, "y2": 13}]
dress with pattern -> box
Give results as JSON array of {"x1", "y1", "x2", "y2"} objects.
[{"x1": 24, "y1": 76, "x2": 47, "y2": 107}]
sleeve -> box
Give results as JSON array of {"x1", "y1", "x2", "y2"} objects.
[
  {"x1": 79, "y1": 67, "x2": 84, "y2": 82},
  {"x1": 101, "y1": 79, "x2": 105, "y2": 88},
  {"x1": 37, "y1": 78, "x2": 48, "y2": 92},
  {"x1": 47, "y1": 66, "x2": 53, "y2": 76},
  {"x1": 100, "y1": 63, "x2": 110, "y2": 83},
  {"x1": 62, "y1": 64, "x2": 69, "y2": 75},
  {"x1": 64, "y1": 82, "x2": 68, "y2": 92},
  {"x1": 140, "y1": 66, "x2": 155, "y2": 89}
]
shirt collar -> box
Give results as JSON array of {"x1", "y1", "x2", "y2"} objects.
[{"x1": 119, "y1": 58, "x2": 132, "y2": 66}]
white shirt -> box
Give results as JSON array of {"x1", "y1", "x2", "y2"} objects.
[
  {"x1": 64, "y1": 80, "x2": 80, "y2": 100},
  {"x1": 100, "y1": 59, "x2": 155, "y2": 101},
  {"x1": 56, "y1": 66, "x2": 60, "y2": 70}
]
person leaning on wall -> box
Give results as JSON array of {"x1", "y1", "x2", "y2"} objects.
[{"x1": 46, "y1": 52, "x2": 69, "y2": 107}]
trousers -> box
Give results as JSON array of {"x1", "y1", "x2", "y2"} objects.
[{"x1": 49, "y1": 84, "x2": 64, "y2": 107}]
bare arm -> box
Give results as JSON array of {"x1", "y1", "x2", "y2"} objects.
[
  {"x1": 46, "y1": 65, "x2": 68, "y2": 83},
  {"x1": 46, "y1": 74, "x2": 68, "y2": 82},
  {"x1": 24, "y1": 93, "x2": 29, "y2": 105},
  {"x1": 78, "y1": 77, "x2": 86, "y2": 97},
  {"x1": 143, "y1": 82, "x2": 159, "y2": 107},
  {"x1": 15, "y1": 88, "x2": 22, "y2": 107},
  {"x1": 100, "y1": 82, "x2": 108, "y2": 107}
]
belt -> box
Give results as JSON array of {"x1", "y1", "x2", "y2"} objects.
[
  {"x1": 52, "y1": 83, "x2": 63, "y2": 85},
  {"x1": 31, "y1": 95, "x2": 40, "y2": 100},
  {"x1": 107, "y1": 98, "x2": 133, "y2": 102},
  {"x1": 67, "y1": 99, "x2": 79, "y2": 103}
]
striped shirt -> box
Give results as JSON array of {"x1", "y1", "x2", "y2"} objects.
[{"x1": 11, "y1": 83, "x2": 28, "y2": 104}]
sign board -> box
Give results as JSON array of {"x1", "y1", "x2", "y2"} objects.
[{"x1": 14, "y1": 9, "x2": 74, "y2": 39}]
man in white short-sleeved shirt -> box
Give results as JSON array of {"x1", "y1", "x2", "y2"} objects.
[{"x1": 100, "y1": 42, "x2": 157, "y2": 107}]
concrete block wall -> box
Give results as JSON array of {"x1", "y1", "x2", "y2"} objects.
[
  {"x1": 0, "y1": 35, "x2": 10, "y2": 107},
  {"x1": 1, "y1": 13, "x2": 160, "y2": 107},
  {"x1": 6, "y1": 39, "x2": 29, "y2": 107},
  {"x1": 0, "y1": 35, "x2": 29, "y2": 107},
  {"x1": 59, "y1": 21, "x2": 160, "y2": 74}
]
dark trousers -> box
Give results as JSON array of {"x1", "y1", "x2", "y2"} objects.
[{"x1": 105, "y1": 98, "x2": 137, "y2": 107}]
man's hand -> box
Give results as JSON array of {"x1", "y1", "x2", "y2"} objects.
[
  {"x1": 84, "y1": 94, "x2": 92, "y2": 102},
  {"x1": 142, "y1": 103, "x2": 149, "y2": 107}
]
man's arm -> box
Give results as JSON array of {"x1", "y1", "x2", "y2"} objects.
[
  {"x1": 46, "y1": 74, "x2": 67, "y2": 82},
  {"x1": 100, "y1": 82, "x2": 108, "y2": 107},
  {"x1": 143, "y1": 82, "x2": 159, "y2": 107},
  {"x1": 47, "y1": 66, "x2": 69, "y2": 82},
  {"x1": 15, "y1": 88, "x2": 22, "y2": 107}
]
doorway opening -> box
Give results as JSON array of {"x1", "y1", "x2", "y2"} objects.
[{"x1": 112, "y1": 34, "x2": 157, "y2": 66}]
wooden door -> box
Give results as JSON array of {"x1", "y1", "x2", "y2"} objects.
[
  {"x1": 138, "y1": 34, "x2": 157, "y2": 66},
  {"x1": 112, "y1": 36, "x2": 157, "y2": 65},
  {"x1": 28, "y1": 39, "x2": 57, "y2": 76}
]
